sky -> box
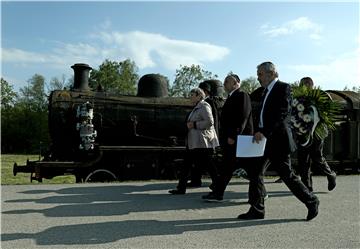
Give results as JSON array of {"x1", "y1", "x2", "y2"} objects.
[{"x1": 1, "y1": 1, "x2": 359, "y2": 92}]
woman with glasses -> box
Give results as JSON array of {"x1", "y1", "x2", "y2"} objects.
[{"x1": 169, "y1": 87, "x2": 220, "y2": 195}]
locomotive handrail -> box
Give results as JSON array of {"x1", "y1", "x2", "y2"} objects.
[
  {"x1": 326, "y1": 90, "x2": 360, "y2": 110},
  {"x1": 99, "y1": 145, "x2": 186, "y2": 151},
  {"x1": 53, "y1": 90, "x2": 192, "y2": 107}
]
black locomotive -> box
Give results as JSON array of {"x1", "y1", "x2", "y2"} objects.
[
  {"x1": 13, "y1": 63, "x2": 359, "y2": 182},
  {"x1": 13, "y1": 63, "x2": 224, "y2": 182}
]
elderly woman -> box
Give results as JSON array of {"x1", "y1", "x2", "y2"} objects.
[{"x1": 169, "y1": 88, "x2": 220, "y2": 194}]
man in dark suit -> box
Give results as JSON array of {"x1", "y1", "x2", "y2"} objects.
[
  {"x1": 295, "y1": 77, "x2": 336, "y2": 192},
  {"x1": 237, "y1": 62, "x2": 320, "y2": 221},
  {"x1": 202, "y1": 74, "x2": 253, "y2": 201}
]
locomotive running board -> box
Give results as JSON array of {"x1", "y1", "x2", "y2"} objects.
[{"x1": 13, "y1": 150, "x2": 104, "y2": 176}]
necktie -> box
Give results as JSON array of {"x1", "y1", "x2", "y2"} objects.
[
  {"x1": 258, "y1": 88, "x2": 268, "y2": 128},
  {"x1": 260, "y1": 88, "x2": 268, "y2": 108}
]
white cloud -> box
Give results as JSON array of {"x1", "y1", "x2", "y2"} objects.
[
  {"x1": 261, "y1": 17, "x2": 323, "y2": 41},
  {"x1": 287, "y1": 49, "x2": 360, "y2": 90},
  {"x1": 2, "y1": 48, "x2": 48, "y2": 63},
  {"x1": 1, "y1": 30, "x2": 230, "y2": 72},
  {"x1": 94, "y1": 30, "x2": 230, "y2": 70}
]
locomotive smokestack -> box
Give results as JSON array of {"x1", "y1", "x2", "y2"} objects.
[{"x1": 71, "y1": 63, "x2": 92, "y2": 91}]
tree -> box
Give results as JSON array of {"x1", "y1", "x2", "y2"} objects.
[
  {"x1": 18, "y1": 74, "x2": 47, "y2": 112},
  {"x1": 89, "y1": 59, "x2": 138, "y2": 95},
  {"x1": 47, "y1": 74, "x2": 72, "y2": 92},
  {"x1": 169, "y1": 64, "x2": 218, "y2": 97},
  {"x1": 1, "y1": 78, "x2": 19, "y2": 152},
  {"x1": 9, "y1": 74, "x2": 49, "y2": 153},
  {"x1": 1, "y1": 78, "x2": 18, "y2": 109},
  {"x1": 239, "y1": 76, "x2": 261, "y2": 94}
]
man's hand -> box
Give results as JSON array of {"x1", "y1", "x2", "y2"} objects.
[{"x1": 253, "y1": 132, "x2": 265, "y2": 144}]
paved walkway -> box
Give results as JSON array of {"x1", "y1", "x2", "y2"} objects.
[{"x1": 1, "y1": 175, "x2": 359, "y2": 248}]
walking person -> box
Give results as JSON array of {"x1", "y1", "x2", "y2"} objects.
[
  {"x1": 238, "y1": 62, "x2": 319, "y2": 221},
  {"x1": 295, "y1": 77, "x2": 336, "y2": 192},
  {"x1": 186, "y1": 81, "x2": 224, "y2": 188},
  {"x1": 202, "y1": 74, "x2": 253, "y2": 201},
  {"x1": 169, "y1": 88, "x2": 219, "y2": 194}
]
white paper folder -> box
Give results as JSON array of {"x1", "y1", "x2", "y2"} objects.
[{"x1": 236, "y1": 135, "x2": 267, "y2": 157}]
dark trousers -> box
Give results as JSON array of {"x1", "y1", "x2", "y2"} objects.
[
  {"x1": 213, "y1": 144, "x2": 258, "y2": 196},
  {"x1": 296, "y1": 137, "x2": 336, "y2": 190},
  {"x1": 213, "y1": 143, "x2": 238, "y2": 196},
  {"x1": 177, "y1": 148, "x2": 218, "y2": 191},
  {"x1": 247, "y1": 153, "x2": 318, "y2": 214}
]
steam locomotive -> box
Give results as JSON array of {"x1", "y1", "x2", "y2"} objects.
[
  {"x1": 13, "y1": 63, "x2": 359, "y2": 182},
  {"x1": 13, "y1": 63, "x2": 224, "y2": 182}
]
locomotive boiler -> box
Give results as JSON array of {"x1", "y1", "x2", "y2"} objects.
[{"x1": 14, "y1": 64, "x2": 225, "y2": 182}]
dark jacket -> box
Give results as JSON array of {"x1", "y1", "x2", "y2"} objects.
[
  {"x1": 220, "y1": 88, "x2": 253, "y2": 145},
  {"x1": 204, "y1": 96, "x2": 224, "y2": 137},
  {"x1": 256, "y1": 80, "x2": 296, "y2": 156}
]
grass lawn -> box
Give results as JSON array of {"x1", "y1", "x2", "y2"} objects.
[{"x1": 1, "y1": 154, "x2": 75, "y2": 185}]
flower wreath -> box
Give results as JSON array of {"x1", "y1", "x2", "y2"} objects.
[{"x1": 291, "y1": 85, "x2": 341, "y2": 147}]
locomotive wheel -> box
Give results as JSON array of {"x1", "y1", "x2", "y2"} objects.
[{"x1": 84, "y1": 169, "x2": 118, "y2": 183}]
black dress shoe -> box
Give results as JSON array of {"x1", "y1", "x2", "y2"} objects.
[
  {"x1": 202, "y1": 192, "x2": 223, "y2": 202},
  {"x1": 169, "y1": 189, "x2": 185, "y2": 195},
  {"x1": 327, "y1": 174, "x2": 336, "y2": 191},
  {"x1": 306, "y1": 198, "x2": 320, "y2": 221},
  {"x1": 209, "y1": 183, "x2": 215, "y2": 191},
  {"x1": 237, "y1": 208, "x2": 265, "y2": 220}
]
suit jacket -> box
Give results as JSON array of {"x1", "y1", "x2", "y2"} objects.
[
  {"x1": 186, "y1": 100, "x2": 219, "y2": 150},
  {"x1": 256, "y1": 80, "x2": 296, "y2": 156},
  {"x1": 220, "y1": 88, "x2": 253, "y2": 145}
]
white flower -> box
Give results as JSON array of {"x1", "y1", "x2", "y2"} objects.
[
  {"x1": 302, "y1": 114, "x2": 312, "y2": 123},
  {"x1": 292, "y1": 98, "x2": 299, "y2": 107},
  {"x1": 293, "y1": 121, "x2": 301, "y2": 128},
  {"x1": 298, "y1": 111, "x2": 304, "y2": 119},
  {"x1": 291, "y1": 116, "x2": 296, "y2": 122},
  {"x1": 297, "y1": 104, "x2": 305, "y2": 112},
  {"x1": 299, "y1": 127, "x2": 308, "y2": 134}
]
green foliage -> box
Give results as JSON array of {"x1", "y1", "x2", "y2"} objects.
[
  {"x1": 18, "y1": 74, "x2": 48, "y2": 112},
  {"x1": 1, "y1": 78, "x2": 18, "y2": 109},
  {"x1": 89, "y1": 59, "x2": 138, "y2": 95},
  {"x1": 292, "y1": 85, "x2": 342, "y2": 140},
  {"x1": 240, "y1": 76, "x2": 261, "y2": 94},
  {"x1": 169, "y1": 64, "x2": 218, "y2": 97},
  {"x1": 1, "y1": 75, "x2": 49, "y2": 153}
]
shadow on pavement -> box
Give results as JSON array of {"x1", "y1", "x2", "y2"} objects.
[
  {"x1": 3, "y1": 182, "x2": 294, "y2": 218},
  {"x1": 1, "y1": 217, "x2": 303, "y2": 246}
]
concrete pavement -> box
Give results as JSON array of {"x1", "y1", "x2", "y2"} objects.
[{"x1": 1, "y1": 175, "x2": 359, "y2": 248}]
